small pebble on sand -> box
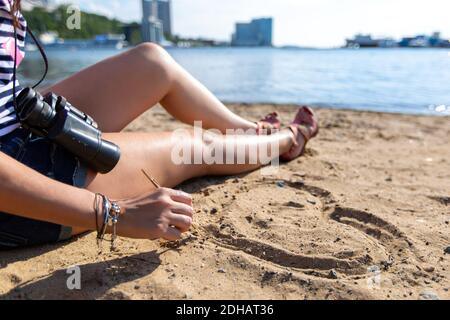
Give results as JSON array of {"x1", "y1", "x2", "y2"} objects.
[
  {"x1": 218, "y1": 268, "x2": 226, "y2": 273},
  {"x1": 276, "y1": 181, "x2": 285, "y2": 188},
  {"x1": 419, "y1": 290, "x2": 440, "y2": 300},
  {"x1": 329, "y1": 269, "x2": 338, "y2": 279},
  {"x1": 423, "y1": 265, "x2": 435, "y2": 273}
]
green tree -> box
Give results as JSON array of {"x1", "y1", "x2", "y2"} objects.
[{"x1": 22, "y1": 5, "x2": 124, "y2": 39}]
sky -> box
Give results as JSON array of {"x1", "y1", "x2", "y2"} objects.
[{"x1": 52, "y1": 0, "x2": 450, "y2": 48}]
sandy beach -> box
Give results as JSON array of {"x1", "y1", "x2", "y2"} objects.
[{"x1": 0, "y1": 104, "x2": 449, "y2": 300}]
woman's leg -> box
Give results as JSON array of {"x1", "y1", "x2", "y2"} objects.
[
  {"x1": 84, "y1": 129, "x2": 298, "y2": 200},
  {"x1": 72, "y1": 107, "x2": 317, "y2": 236},
  {"x1": 70, "y1": 128, "x2": 296, "y2": 236},
  {"x1": 44, "y1": 44, "x2": 257, "y2": 133}
]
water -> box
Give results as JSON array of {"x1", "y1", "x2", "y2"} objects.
[{"x1": 20, "y1": 47, "x2": 450, "y2": 115}]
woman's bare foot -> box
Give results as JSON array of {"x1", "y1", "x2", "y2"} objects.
[{"x1": 280, "y1": 106, "x2": 319, "y2": 161}]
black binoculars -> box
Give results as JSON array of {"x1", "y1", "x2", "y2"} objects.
[{"x1": 15, "y1": 87, "x2": 121, "y2": 174}]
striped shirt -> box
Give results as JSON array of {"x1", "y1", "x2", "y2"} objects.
[{"x1": 0, "y1": 0, "x2": 26, "y2": 137}]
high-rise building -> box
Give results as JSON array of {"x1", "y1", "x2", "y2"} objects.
[
  {"x1": 142, "y1": 0, "x2": 163, "y2": 43},
  {"x1": 231, "y1": 18, "x2": 273, "y2": 47},
  {"x1": 157, "y1": 0, "x2": 172, "y2": 37},
  {"x1": 144, "y1": 0, "x2": 172, "y2": 37}
]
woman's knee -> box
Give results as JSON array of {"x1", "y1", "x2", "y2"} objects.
[{"x1": 130, "y1": 43, "x2": 175, "y2": 84}]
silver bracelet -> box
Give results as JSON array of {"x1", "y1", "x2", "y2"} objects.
[
  {"x1": 109, "y1": 202, "x2": 121, "y2": 250},
  {"x1": 96, "y1": 194, "x2": 122, "y2": 252}
]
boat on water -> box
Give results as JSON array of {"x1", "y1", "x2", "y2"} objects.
[
  {"x1": 346, "y1": 34, "x2": 397, "y2": 48},
  {"x1": 93, "y1": 34, "x2": 127, "y2": 50},
  {"x1": 26, "y1": 32, "x2": 128, "y2": 51},
  {"x1": 346, "y1": 34, "x2": 379, "y2": 48},
  {"x1": 347, "y1": 32, "x2": 450, "y2": 49}
]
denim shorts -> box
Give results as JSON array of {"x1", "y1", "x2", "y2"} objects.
[{"x1": 0, "y1": 127, "x2": 88, "y2": 249}]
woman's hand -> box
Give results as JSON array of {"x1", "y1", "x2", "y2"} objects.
[{"x1": 114, "y1": 188, "x2": 194, "y2": 241}]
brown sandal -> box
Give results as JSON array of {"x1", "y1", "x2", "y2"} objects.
[
  {"x1": 280, "y1": 106, "x2": 319, "y2": 161},
  {"x1": 255, "y1": 112, "x2": 281, "y2": 135}
]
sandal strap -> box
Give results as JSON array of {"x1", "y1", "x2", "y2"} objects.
[
  {"x1": 297, "y1": 124, "x2": 311, "y2": 143},
  {"x1": 255, "y1": 112, "x2": 281, "y2": 135},
  {"x1": 255, "y1": 121, "x2": 263, "y2": 134},
  {"x1": 288, "y1": 124, "x2": 310, "y2": 146}
]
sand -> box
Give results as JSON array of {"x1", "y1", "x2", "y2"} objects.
[{"x1": 0, "y1": 104, "x2": 449, "y2": 300}]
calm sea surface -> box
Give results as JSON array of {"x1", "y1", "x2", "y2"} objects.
[{"x1": 20, "y1": 47, "x2": 450, "y2": 115}]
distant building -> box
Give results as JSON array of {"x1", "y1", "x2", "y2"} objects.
[
  {"x1": 157, "y1": 0, "x2": 172, "y2": 37},
  {"x1": 231, "y1": 18, "x2": 273, "y2": 47},
  {"x1": 142, "y1": 0, "x2": 164, "y2": 44},
  {"x1": 143, "y1": 0, "x2": 172, "y2": 37},
  {"x1": 123, "y1": 23, "x2": 142, "y2": 45}
]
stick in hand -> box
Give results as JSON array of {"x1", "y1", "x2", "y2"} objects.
[{"x1": 141, "y1": 169, "x2": 161, "y2": 189}]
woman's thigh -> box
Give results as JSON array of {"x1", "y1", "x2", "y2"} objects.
[
  {"x1": 43, "y1": 44, "x2": 173, "y2": 132},
  {"x1": 84, "y1": 131, "x2": 206, "y2": 200}
]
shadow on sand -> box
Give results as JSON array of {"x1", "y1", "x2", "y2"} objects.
[{"x1": 1, "y1": 250, "x2": 161, "y2": 300}]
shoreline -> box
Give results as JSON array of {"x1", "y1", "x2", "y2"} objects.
[
  {"x1": 219, "y1": 103, "x2": 450, "y2": 118},
  {"x1": 1, "y1": 104, "x2": 449, "y2": 300}
]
